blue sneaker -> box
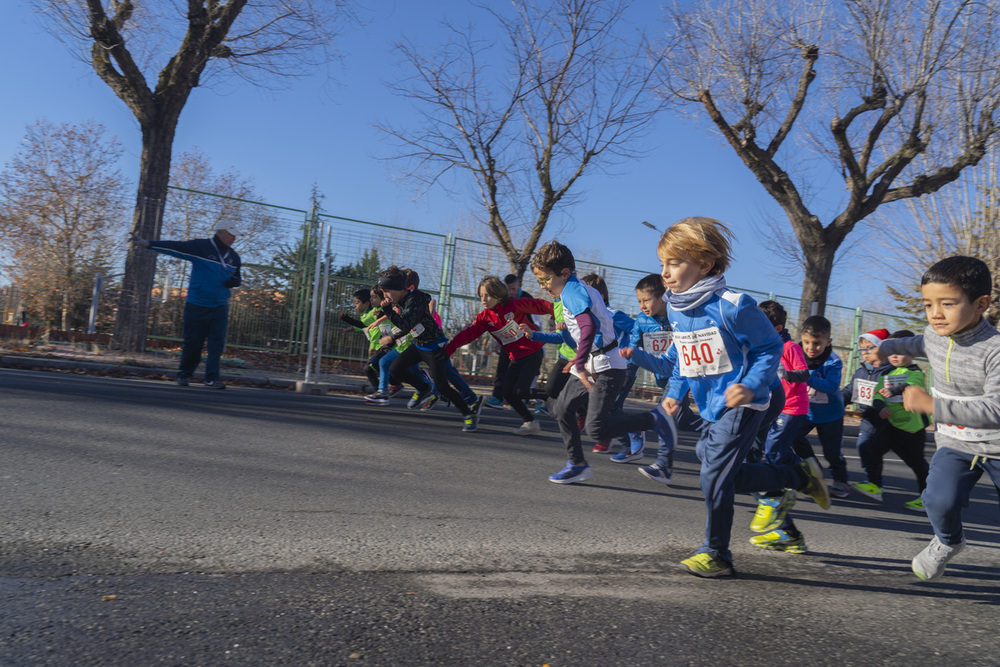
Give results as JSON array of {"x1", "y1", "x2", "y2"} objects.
[
  {"x1": 548, "y1": 461, "x2": 593, "y2": 485},
  {"x1": 611, "y1": 448, "x2": 644, "y2": 463},
  {"x1": 649, "y1": 406, "x2": 677, "y2": 453},
  {"x1": 638, "y1": 463, "x2": 672, "y2": 485},
  {"x1": 484, "y1": 396, "x2": 506, "y2": 410},
  {"x1": 628, "y1": 431, "x2": 645, "y2": 454}
]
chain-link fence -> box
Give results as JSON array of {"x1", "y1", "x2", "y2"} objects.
[{"x1": 3, "y1": 186, "x2": 929, "y2": 388}]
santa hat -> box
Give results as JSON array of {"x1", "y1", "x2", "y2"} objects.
[{"x1": 859, "y1": 328, "x2": 890, "y2": 347}]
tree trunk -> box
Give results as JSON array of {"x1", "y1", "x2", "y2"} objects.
[
  {"x1": 797, "y1": 243, "x2": 836, "y2": 328},
  {"x1": 111, "y1": 123, "x2": 176, "y2": 352}
]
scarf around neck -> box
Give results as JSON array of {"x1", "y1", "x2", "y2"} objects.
[{"x1": 665, "y1": 275, "x2": 727, "y2": 312}]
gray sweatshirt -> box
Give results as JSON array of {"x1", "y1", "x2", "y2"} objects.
[{"x1": 879, "y1": 317, "x2": 1000, "y2": 458}]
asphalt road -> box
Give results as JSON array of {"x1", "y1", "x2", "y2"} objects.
[{"x1": 2, "y1": 368, "x2": 999, "y2": 666}]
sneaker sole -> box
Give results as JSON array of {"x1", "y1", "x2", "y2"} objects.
[
  {"x1": 548, "y1": 469, "x2": 594, "y2": 485},
  {"x1": 680, "y1": 562, "x2": 734, "y2": 578},
  {"x1": 611, "y1": 453, "x2": 644, "y2": 464},
  {"x1": 637, "y1": 468, "x2": 671, "y2": 485}
]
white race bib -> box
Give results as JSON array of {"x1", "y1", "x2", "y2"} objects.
[
  {"x1": 935, "y1": 422, "x2": 1000, "y2": 442},
  {"x1": 673, "y1": 327, "x2": 732, "y2": 378},
  {"x1": 807, "y1": 386, "x2": 829, "y2": 404},
  {"x1": 491, "y1": 320, "x2": 523, "y2": 346},
  {"x1": 853, "y1": 379, "x2": 877, "y2": 407},
  {"x1": 642, "y1": 331, "x2": 673, "y2": 354},
  {"x1": 379, "y1": 322, "x2": 393, "y2": 335}
]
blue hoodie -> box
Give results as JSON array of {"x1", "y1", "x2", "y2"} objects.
[
  {"x1": 666, "y1": 287, "x2": 782, "y2": 422},
  {"x1": 629, "y1": 311, "x2": 674, "y2": 389},
  {"x1": 149, "y1": 237, "x2": 241, "y2": 308},
  {"x1": 803, "y1": 346, "x2": 845, "y2": 424}
]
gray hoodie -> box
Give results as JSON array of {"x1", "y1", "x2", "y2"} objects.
[{"x1": 879, "y1": 318, "x2": 1000, "y2": 458}]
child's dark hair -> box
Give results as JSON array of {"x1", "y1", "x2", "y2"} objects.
[
  {"x1": 503, "y1": 273, "x2": 519, "y2": 285},
  {"x1": 580, "y1": 273, "x2": 610, "y2": 305},
  {"x1": 921, "y1": 256, "x2": 991, "y2": 302},
  {"x1": 530, "y1": 240, "x2": 575, "y2": 274},
  {"x1": 352, "y1": 288, "x2": 371, "y2": 304},
  {"x1": 635, "y1": 273, "x2": 665, "y2": 297},
  {"x1": 800, "y1": 315, "x2": 832, "y2": 338},
  {"x1": 758, "y1": 300, "x2": 787, "y2": 328},
  {"x1": 402, "y1": 267, "x2": 420, "y2": 289},
  {"x1": 889, "y1": 329, "x2": 915, "y2": 339}
]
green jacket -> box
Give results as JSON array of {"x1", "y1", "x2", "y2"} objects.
[
  {"x1": 874, "y1": 364, "x2": 927, "y2": 434},
  {"x1": 553, "y1": 300, "x2": 576, "y2": 361}
]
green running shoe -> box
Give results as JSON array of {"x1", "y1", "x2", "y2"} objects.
[
  {"x1": 750, "y1": 490, "x2": 796, "y2": 533},
  {"x1": 749, "y1": 529, "x2": 807, "y2": 554},
  {"x1": 680, "y1": 552, "x2": 734, "y2": 578}
]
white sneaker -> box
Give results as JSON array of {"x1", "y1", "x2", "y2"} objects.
[
  {"x1": 912, "y1": 535, "x2": 966, "y2": 581},
  {"x1": 513, "y1": 420, "x2": 541, "y2": 436}
]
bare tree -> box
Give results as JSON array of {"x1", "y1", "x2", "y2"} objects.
[
  {"x1": 35, "y1": 0, "x2": 355, "y2": 351},
  {"x1": 0, "y1": 119, "x2": 128, "y2": 330},
  {"x1": 378, "y1": 0, "x2": 664, "y2": 278},
  {"x1": 873, "y1": 153, "x2": 1000, "y2": 323},
  {"x1": 659, "y1": 0, "x2": 1000, "y2": 324}
]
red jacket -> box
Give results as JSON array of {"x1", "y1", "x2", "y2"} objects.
[{"x1": 446, "y1": 297, "x2": 554, "y2": 360}]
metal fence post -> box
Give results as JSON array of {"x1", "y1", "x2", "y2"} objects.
[
  {"x1": 438, "y1": 233, "x2": 456, "y2": 330},
  {"x1": 845, "y1": 306, "x2": 864, "y2": 377}
]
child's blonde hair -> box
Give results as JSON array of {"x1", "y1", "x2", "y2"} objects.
[
  {"x1": 478, "y1": 275, "x2": 509, "y2": 305},
  {"x1": 656, "y1": 216, "x2": 734, "y2": 277}
]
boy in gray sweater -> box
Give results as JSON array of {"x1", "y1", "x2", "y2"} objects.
[{"x1": 878, "y1": 256, "x2": 1000, "y2": 581}]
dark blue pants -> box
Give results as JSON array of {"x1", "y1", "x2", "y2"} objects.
[
  {"x1": 923, "y1": 447, "x2": 1000, "y2": 545},
  {"x1": 793, "y1": 418, "x2": 848, "y2": 484},
  {"x1": 179, "y1": 302, "x2": 229, "y2": 382}
]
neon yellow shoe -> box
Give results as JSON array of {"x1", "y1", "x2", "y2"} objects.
[
  {"x1": 852, "y1": 481, "x2": 883, "y2": 501},
  {"x1": 749, "y1": 489, "x2": 796, "y2": 533},
  {"x1": 798, "y1": 457, "x2": 831, "y2": 510},
  {"x1": 749, "y1": 529, "x2": 807, "y2": 554},
  {"x1": 680, "y1": 552, "x2": 734, "y2": 578},
  {"x1": 904, "y1": 497, "x2": 926, "y2": 512}
]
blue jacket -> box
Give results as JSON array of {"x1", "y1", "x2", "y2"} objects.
[
  {"x1": 629, "y1": 311, "x2": 673, "y2": 388},
  {"x1": 804, "y1": 347, "x2": 845, "y2": 424},
  {"x1": 666, "y1": 288, "x2": 782, "y2": 422},
  {"x1": 149, "y1": 237, "x2": 241, "y2": 308},
  {"x1": 843, "y1": 362, "x2": 895, "y2": 432}
]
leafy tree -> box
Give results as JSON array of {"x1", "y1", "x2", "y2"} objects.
[
  {"x1": 0, "y1": 120, "x2": 128, "y2": 329},
  {"x1": 36, "y1": 0, "x2": 356, "y2": 351},
  {"x1": 379, "y1": 0, "x2": 664, "y2": 278},
  {"x1": 658, "y1": 0, "x2": 1000, "y2": 324}
]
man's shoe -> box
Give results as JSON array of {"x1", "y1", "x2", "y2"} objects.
[
  {"x1": 750, "y1": 490, "x2": 796, "y2": 533},
  {"x1": 387, "y1": 384, "x2": 404, "y2": 398},
  {"x1": 904, "y1": 497, "x2": 926, "y2": 512},
  {"x1": 462, "y1": 412, "x2": 480, "y2": 432},
  {"x1": 749, "y1": 529, "x2": 807, "y2": 554},
  {"x1": 592, "y1": 440, "x2": 610, "y2": 453},
  {"x1": 176, "y1": 375, "x2": 190, "y2": 386},
  {"x1": 680, "y1": 553, "x2": 734, "y2": 578},
  {"x1": 513, "y1": 420, "x2": 542, "y2": 436},
  {"x1": 649, "y1": 406, "x2": 678, "y2": 453},
  {"x1": 364, "y1": 391, "x2": 390, "y2": 405},
  {"x1": 829, "y1": 481, "x2": 851, "y2": 498},
  {"x1": 484, "y1": 396, "x2": 506, "y2": 410},
  {"x1": 912, "y1": 535, "x2": 966, "y2": 581},
  {"x1": 548, "y1": 461, "x2": 593, "y2": 484},
  {"x1": 419, "y1": 393, "x2": 439, "y2": 411},
  {"x1": 610, "y1": 449, "x2": 644, "y2": 463},
  {"x1": 638, "y1": 463, "x2": 672, "y2": 485},
  {"x1": 203, "y1": 380, "x2": 226, "y2": 389},
  {"x1": 798, "y1": 457, "x2": 831, "y2": 510},
  {"x1": 852, "y1": 481, "x2": 883, "y2": 501}
]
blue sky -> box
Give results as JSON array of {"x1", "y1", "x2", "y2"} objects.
[{"x1": 0, "y1": 1, "x2": 875, "y2": 308}]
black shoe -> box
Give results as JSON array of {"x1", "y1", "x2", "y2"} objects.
[
  {"x1": 204, "y1": 380, "x2": 226, "y2": 390},
  {"x1": 176, "y1": 375, "x2": 190, "y2": 386}
]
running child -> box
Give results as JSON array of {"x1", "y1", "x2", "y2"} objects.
[
  {"x1": 657, "y1": 216, "x2": 830, "y2": 577},
  {"x1": 843, "y1": 329, "x2": 894, "y2": 499},
  {"x1": 445, "y1": 275, "x2": 553, "y2": 436},
  {"x1": 857, "y1": 330, "x2": 930, "y2": 511},
  {"x1": 376, "y1": 266, "x2": 479, "y2": 432},
  {"x1": 877, "y1": 256, "x2": 1000, "y2": 580},
  {"x1": 529, "y1": 241, "x2": 676, "y2": 485},
  {"x1": 339, "y1": 287, "x2": 386, "y2": 395}
]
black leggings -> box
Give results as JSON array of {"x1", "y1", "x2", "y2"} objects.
[
  {"x1": 390, "y1": 345, "x2": 471, "y2": 415},
  {"x1": 545, "y1": 356, "x2": 572, "y2": 400},
  {"x1": 859, "y1": 425, "x2": 929, "y2": 491},
  {"x1": 502, "y1": 349, "x2": 544, "y2": 422},
  {"x1": 365, "y1": 348, "x2": 388, "y2": 389}
]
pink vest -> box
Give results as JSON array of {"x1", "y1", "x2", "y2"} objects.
[{"x1": 781, "y1": 340, "x2": 810, "y2": 415}]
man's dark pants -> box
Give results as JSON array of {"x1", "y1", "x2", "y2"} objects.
[{"x1": 179, "y1": 302, "x2": 229, "y2": 383}]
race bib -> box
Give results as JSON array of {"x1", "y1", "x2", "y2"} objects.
[
  {"x1": 935, "y1": 423, "x2": 1000, "y2": 442},
  {"x1": 807, "y1": 386, "x2": 829, "y2": 404},
  {"x1": 853, "y1": 379, "x2": 877, "y2": 407},
  {"x1": 642, "y1": 331, "x2": 673, "y2": 354},
  {"x1": 673, "y1": 327, "x2": 732, "y2": 378},
  {"x1": 379, "y1": 322, "x2": 393, "y2": 335},
  {"x1": 491, "y1": 320, "x2": 523, "y2": 346},
  {"x1": 884, "y1": 375, "x2": 907, "y2": 403}
]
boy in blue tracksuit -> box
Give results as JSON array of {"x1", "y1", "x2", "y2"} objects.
[
  {"x1": 792, "y1": 315, "x2": 850, "y2": 497},
  {"x1": 131, "y1": 220, "x2": 242, "y2": 389},
  {"x1": 656, "y1": 217, "x2": 830, "y2": 577},
  {"x1": 842, "y1": 329, "x2": 895, "y2": 499},
  {"x1": 621, "y1": 273, "x2": 701, "y2": 485}
]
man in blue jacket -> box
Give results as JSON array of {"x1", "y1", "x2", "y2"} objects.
[{"x1": 131, "y1": 220, "x2": 242, "y2": 389}]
